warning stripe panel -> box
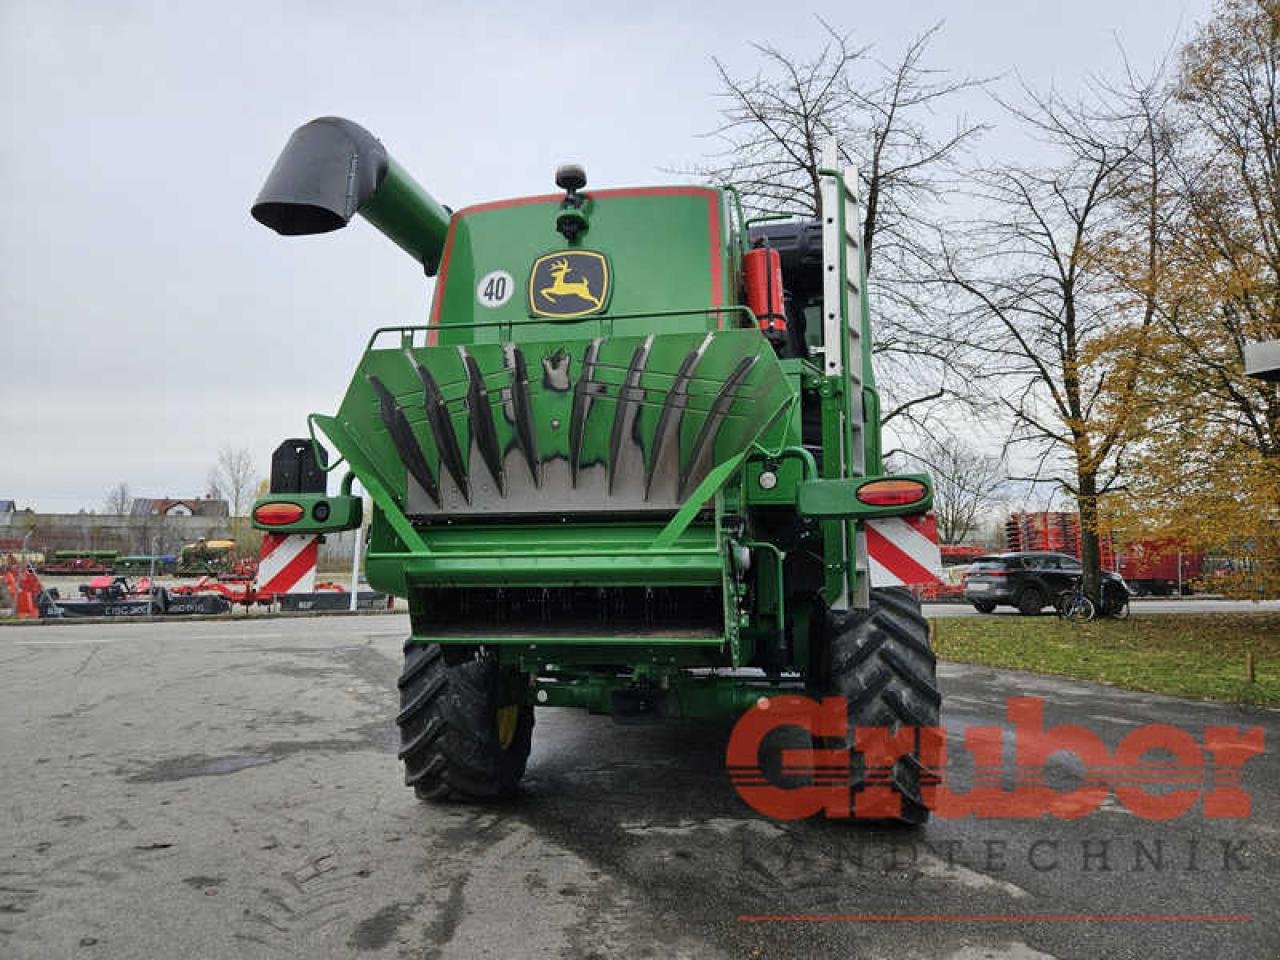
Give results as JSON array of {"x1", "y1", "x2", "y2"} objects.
[
  {"x1": 259, "y1": 532, "x2": 307, "y2": 577},
  {"x1": 258, "y1": 533, "x2": 318, "y2": 595},
  {"x1": 866, "y1": 513, "x2": 942, "y2": 588}
]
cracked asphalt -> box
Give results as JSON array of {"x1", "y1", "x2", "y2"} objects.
[{"x1": 0, "y1": 615, "x2": 1275, "y2": 958}]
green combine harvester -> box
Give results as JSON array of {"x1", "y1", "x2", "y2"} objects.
[{"x1": 249, "y1": 117, "x2": 940, "y2": 822}]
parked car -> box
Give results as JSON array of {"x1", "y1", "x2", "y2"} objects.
[{"x1": 964, "y1": 552, "x2": 1129, "y2": 615}]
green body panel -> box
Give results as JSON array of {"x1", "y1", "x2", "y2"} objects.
[
  {"x1": 367, "y1": 521, "x2": 723, "y2": 592},
  {"x1": 254, "y1": 163, "x2": 934, "y2": 721},
  {"x1": 433, "y1": 188, "x2": 729, "y2": 343}
]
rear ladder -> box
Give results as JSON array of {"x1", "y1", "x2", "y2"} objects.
[{"x1": 819, "y1": 138, "x2": 872, "y2": 609}]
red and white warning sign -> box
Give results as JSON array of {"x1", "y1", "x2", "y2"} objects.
[
  {"x1": 866, "y1": 513, "x2": 943, "y2": 587},
  {"x1": 257, "y1": 532, "x2": 319, "y2": 596}
]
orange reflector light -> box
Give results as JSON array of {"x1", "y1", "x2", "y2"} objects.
[
  {"x1": 856, "y1": 479, "x2": 928, "y2": 507},
  {"x1": 254, "y1": 502, "x2": 304, "y2": 525}
]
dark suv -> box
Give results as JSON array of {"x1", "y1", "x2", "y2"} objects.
[{"x1": 964, "y1": 552, "x2": 1128, "y2": 615}]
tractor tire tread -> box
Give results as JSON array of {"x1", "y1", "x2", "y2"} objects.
[
  {"x1": 826, "y1": 586, "x2": 939, "y2": 826},
  {"x1": 397, "y1": 642, "x2": 442, "y2": 690},
  {"x1": 396, "y1": 641, "x2": 533, "y2": 802}
]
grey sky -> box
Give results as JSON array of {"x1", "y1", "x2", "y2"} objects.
[{"x1": 1, "y1": 0, "x2": 1210, "y2": 511}]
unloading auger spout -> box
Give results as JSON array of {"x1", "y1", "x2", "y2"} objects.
[{"x1": 251, "y1": 116, "x2": 450, "y2": 274}]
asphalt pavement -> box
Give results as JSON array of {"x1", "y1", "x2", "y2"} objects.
[{"x1": 0, "y1": 615, "x2": 1275, "y2": 959}]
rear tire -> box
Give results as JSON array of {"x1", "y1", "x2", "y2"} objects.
[
  {"x1": 1017, "y1": 587, "x2": 1045, "y2": 616},
  {"x1": 971, "y1": 601, "x2": 996, "y2": 614},
  {"x1": 826, "y1": 587, "x2": 940, "y2": 825},
  {"x1": 396, "y1": 641, "x2": 534, "y2": 802}
]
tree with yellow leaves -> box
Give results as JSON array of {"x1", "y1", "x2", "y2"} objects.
[{"x1": 1105, "y1": 0, "x2": 1280, "y2": 596}]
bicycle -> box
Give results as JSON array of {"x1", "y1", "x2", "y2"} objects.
[{"x1": 1056, "y1": 577, "x2": 1096, "y2": 622}]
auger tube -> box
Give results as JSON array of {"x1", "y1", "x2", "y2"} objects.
[{"x1": 251, "y1": 116, "x2": 450, "y2": 274}]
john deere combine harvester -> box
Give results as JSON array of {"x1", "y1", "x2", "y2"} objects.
[{"x1": 250, "y1": 118, "x2": 940, "y2": 822}]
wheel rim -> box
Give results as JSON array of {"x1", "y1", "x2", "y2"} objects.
[{"x1": 496, "y1": 705, "x2": 519, "y2": 750}]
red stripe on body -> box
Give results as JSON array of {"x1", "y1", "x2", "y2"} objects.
[
  {"x1": 453, "y1": 186, "x2": 719, "y2": 220},
  {"x1": 707, "y1": 193, "x2": 723, "y2": 325},
  {"x1": 426, "y1": 220, "x2": 458, "y2": 347}
]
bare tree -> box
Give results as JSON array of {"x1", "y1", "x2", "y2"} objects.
[
  {"x1": 937, "y1": 70, "x2": 1173, "y2": 602},
  {"x1": 205, "y1": 467, "x2": 224, "y2": 502},
  {"x1": 685, "y1": 20, "x2": 988, "y2": 430},
  {"x1": 889, "y1": 436, "x2": 1006, "y2": 544},
  {"x1": 103, "y1": 482, "x2": 132, "y2": 515},
  {"x1": 210, "y1": 445, "x2": 257, "y2": 517}
]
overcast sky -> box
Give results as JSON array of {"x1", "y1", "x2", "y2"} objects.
[{"x1": 1, "y1": 0, "x2": 1211, "y2": 512}]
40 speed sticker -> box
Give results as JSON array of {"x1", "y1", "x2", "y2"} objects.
[{"x1": 476, "y1": 270, "x2": 514, "y2": 308}]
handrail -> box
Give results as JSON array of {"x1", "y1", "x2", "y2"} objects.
[
  {"x1": 307, "y1": 413, "x2": 346, "y2": 475},
  {"x1": 774, "y1": 445, "x2": 818, "y2": 481},
  {"x1": 364, "y1": 305, "x2": 761, "y2": 351},
  {"x1": 743, "y1": 212, "x2": 794, "y2": 228}
]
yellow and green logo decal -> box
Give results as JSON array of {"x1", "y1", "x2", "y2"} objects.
[{"x1": 528, "y1": 250, "x2": 610, "y2": 318}]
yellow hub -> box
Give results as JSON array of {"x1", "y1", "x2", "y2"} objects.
[{"x1": 496, "y1": 705, "x2": 519, "y2": 750}]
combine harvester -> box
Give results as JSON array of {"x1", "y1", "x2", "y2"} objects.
[{"x1": 247, "y1": 118, "x2": 942, "y2": 821}]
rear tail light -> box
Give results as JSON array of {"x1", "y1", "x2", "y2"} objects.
[
  {"x1": 254, "y1": 502, "x2": 304, "y2": 526},
  {"x1": 857, "y1": 479, "x2": 928, "y2": 507}
]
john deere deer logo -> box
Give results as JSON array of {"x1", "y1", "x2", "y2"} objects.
[
  {"x1": 542, "y1": 259, "x2": 602, "y2": 307},
  {"x1": 529, "y1": 250, "x2": 610, "y2": 318}
]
